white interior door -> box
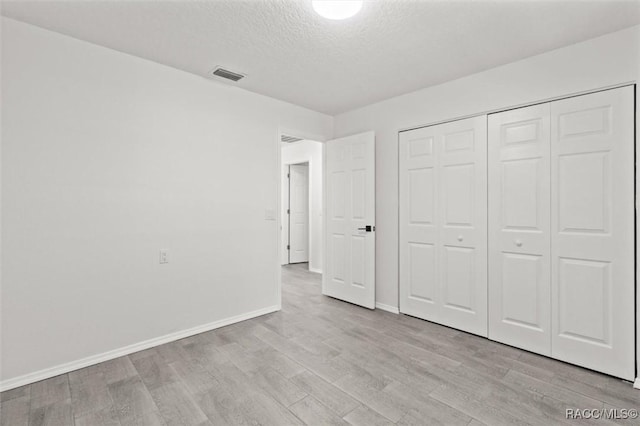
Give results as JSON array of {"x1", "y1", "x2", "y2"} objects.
[
  {"x1": 550, "y1": 86, "x2": 635, "y2": 380},
  {"x1": 289, "y1": 164, "x2": 309, "y2": 264},
  {"x1": 488, "y1": 103, "x2": 552, "y2": 355},
  {"x1": 399, "y1": 116, "x2": 487, "y2": 336},
  {"x1": 323, "y1": 131, "x2": 375, "y2": 309},
  {"x1": 281, "y1": 164, "x2": 290, "y2": 265}
]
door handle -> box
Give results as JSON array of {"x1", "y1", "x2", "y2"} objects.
[{"x1": 358, "y1": 225, "x2": 375, "y2": 232}]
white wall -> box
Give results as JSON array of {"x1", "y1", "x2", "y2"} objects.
[
  {"x1": 281, "y1": 140, "x2": 323, "y2": 273},
  {"x1": 0, "y1": 17, "x2": 332, "y2": 387},
  {"x1": 333, "y1": 25, "x2": 640, "y2": 379}
]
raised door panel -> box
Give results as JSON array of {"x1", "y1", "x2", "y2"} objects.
[
  {"x1": 350, "y1": 162, "x2": 367, "y2": 291},
  {"x1": 557, "y1": 152, "x2": 610, "y2": 234},
  {"x1": 438, "y1": 116, "x2": 487, "y2": 336},
  {"x1": 399, "y1": 127, "x2": 439, "y2": 320},
  {"x1": 488, "y1": 103, "x2": 551, "y2": 355},
  {"x1": 331, "y1": 234, "x2": 346, "y2": 284},
  {"x1": 502, "y1": 159, "x2": 541, "y2": 230},
  {"x1": 557, "y1": 258, "x2": 611, "y2": 345},
  {"x1": 501, "y1": 253, "x2": 545, "y2": 331},
  {"x1": 409, "y1": 168, "x2": 435, "y2": 225},
  {"x1": 328, "y1": 152, "x2": 349, "y2": 288},
  {"x1": 443, "y1": 246, "x2": 475, "y2": 313},
  {"x1": 551, "y1": 86, "x2": 634, "y2": 380},
  {"x1": 442, "y1": 164, "x2": 474, "y2": 227},
  {"x1": 408, "y1": 242, "x2": 436, "y2": 303}
]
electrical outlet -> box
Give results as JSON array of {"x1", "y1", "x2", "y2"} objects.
[
  {"x1": 159, "y1": 249, "x2": 169, "y2": 264},
  {"x1": 264, "y1": 209, "x2": 276, "y2": 220}
]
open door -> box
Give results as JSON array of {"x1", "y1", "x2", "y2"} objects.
[{"x1": 323, "y1": 131, "x2": 375, "y2": 309}]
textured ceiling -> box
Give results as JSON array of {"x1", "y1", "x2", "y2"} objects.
[{"x1": 2, "y1": 0, "x2": 640, "y2": 115}]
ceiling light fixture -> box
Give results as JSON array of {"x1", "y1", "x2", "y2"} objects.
[{"x1": 312, "y1": 0, "x2": 363, "y2": 20}]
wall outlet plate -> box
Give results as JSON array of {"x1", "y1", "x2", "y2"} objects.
[{"x1": 264, "y1": 209, "x2": 276, "y2": 220}]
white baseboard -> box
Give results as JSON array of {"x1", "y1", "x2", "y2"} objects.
[
  {"x1": 0, "y1": 305, "x2": 280, "y2": 392},
  {"x1": 309, "y1": 266, "x2": 322, "y2": 274},
  {"x1": 375, "y1": 302, "x2": 399, "y2": 314},
  {"x1": 634, "y1": 378, "x2": 640, "y2": 390}
]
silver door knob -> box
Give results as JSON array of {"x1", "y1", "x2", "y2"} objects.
[
  {"x1": 457, "y1": 235, "x2": 463, "y2": 242},
  {"x1": 515, "y1": 239, "x2": 523, "y2": 247}
]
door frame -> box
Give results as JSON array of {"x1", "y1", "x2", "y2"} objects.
[
  {"x1": 276, "y1": 127, "x2": 326, "y2": 310},
  {"x1": 280, "y1": 141, "x2": 323, "y2": 272}
]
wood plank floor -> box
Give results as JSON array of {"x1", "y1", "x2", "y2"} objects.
[{"x1": 2, "y1": 263, "x2": 639, "y2": 425}]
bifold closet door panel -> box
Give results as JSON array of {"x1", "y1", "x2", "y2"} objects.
[
  {"x1": 399, "y1": 116, "x2": 487, "y2": 337},
  {"x1": 488, "y1": 104, "x2": 552, "y2": 356},
  {"x1": 437, "y1": 117, "x2": 488, "y2": 336},
  {"x1": 399, "y1": 126, "x2": 439, "y2": 321},
  {"x1": 550, "y1": 86, "x2": 635, "y2": 381}
]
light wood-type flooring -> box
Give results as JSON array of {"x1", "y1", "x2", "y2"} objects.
[{"x1": 2, "y1": 263, "x2": 639, "y2": 425}]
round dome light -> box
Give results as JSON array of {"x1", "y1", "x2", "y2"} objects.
[{"x1": 312, "y1": 0, "x2": 363, "y2": 20}]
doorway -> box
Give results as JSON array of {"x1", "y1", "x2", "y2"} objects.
[
  {"x1": 278, "y1": 131, "x2": 376, "y2": 311},
  {"x1": 280, "y1": 138, "x2": 323, "y2": 273},
  {"x1": 285, "y1": 162, "x2": 309, "y2": 264}
]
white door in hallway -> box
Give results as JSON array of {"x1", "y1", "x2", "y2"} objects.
[
  {"x1": 399, "y1": 116, "x2": 488, "y2": 336},
  {"x1": 488, "y1": 103, "x2": 552, "y2": 356},
  {"x1": 289, "y1": 164, "x2": 309, "y2": 264},
  {"x1": 323, "y1": 131, "x2": 375, "y2": 309},
  {"x1": 550, "y1": 86, "x2": 635, "y2": 381}
]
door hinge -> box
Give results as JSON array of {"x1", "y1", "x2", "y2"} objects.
[
  {"x1": 287, "y1": 209, "x2": 290, "y2": 214},
  {"x1": 287, "y1": 173, "x2": 290, "y2": 178},
  {"x1": 287, "y1": 245, "x2": 290, "y2": 250}
]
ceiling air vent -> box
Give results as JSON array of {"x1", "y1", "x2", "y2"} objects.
[
  {"x1": 211, "y1": 67, "x2": 245, "y2": 82},
  {"x1": 281, "y1": 135, "x2": 304, "y2": 143}
]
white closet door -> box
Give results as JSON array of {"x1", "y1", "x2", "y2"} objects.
[
  {"x1": 488, "y1": 104, "x2": 552, "y2": 355},
  {"x1": 289, "y1": 164, "x2": 309, "y2": 264},
  {"x1": 438, "y1": 117, "x2": 488, "y2": 336},
  {"x1": 399, "y1": 116, "x2": 487, "y2": 336},
  {"x1": 399, "y1": 126, "x2": 439, "y2": 321},
  {"x1": 550, "y1": 86, "x2": 635, "y2": 380}
]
